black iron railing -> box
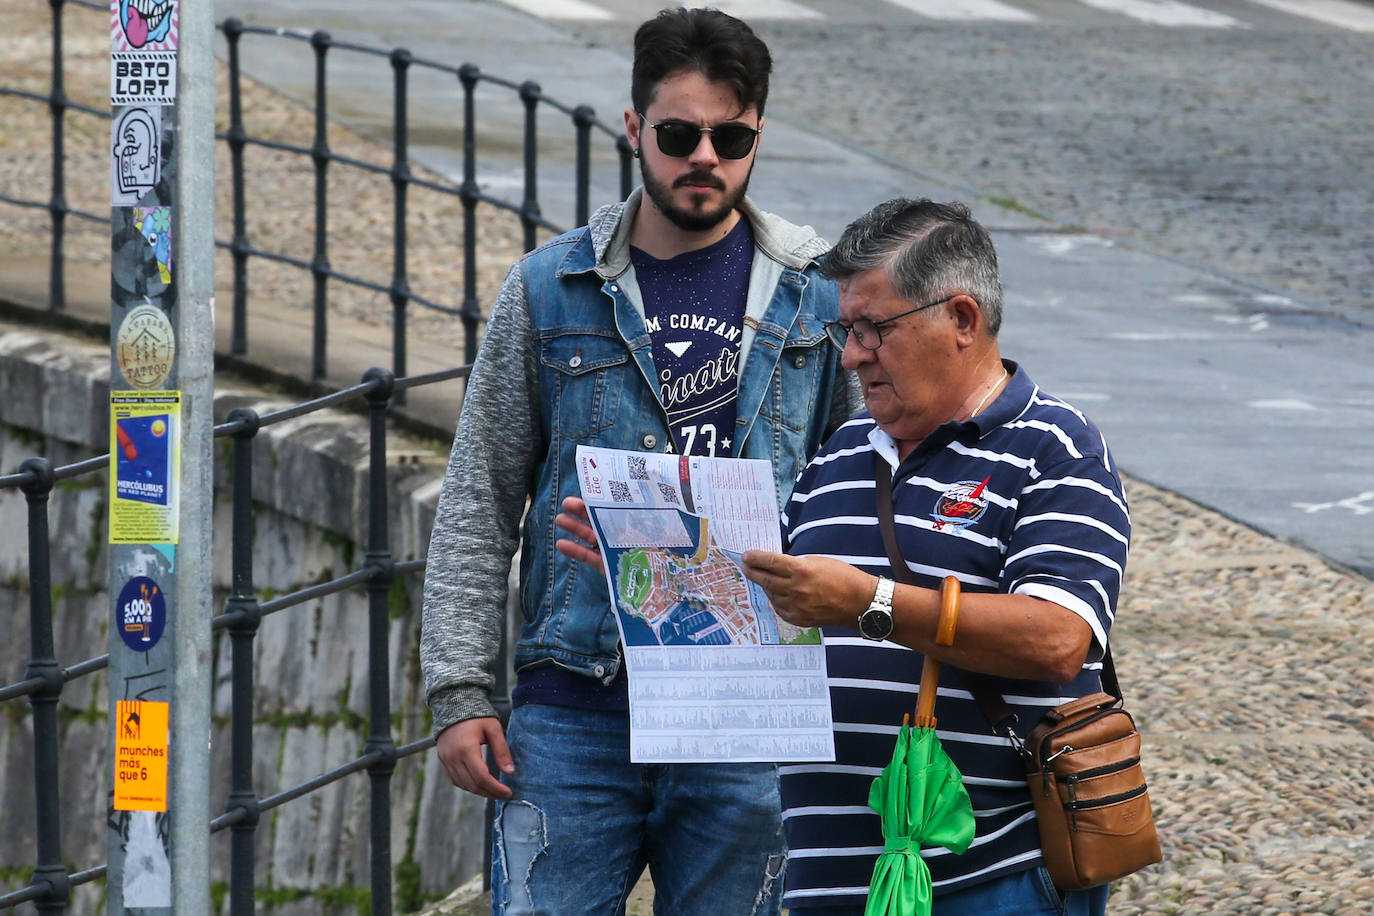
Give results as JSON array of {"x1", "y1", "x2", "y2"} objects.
[
  {"x1": 0, "y1": 3, "x2": 640, "y2": 909},
  {"x1": 0, "y1": 364, "x2": 468, "y2": 914},
  {"x1": 1, "y1": 0, "x2": 634, "y2": 387}
]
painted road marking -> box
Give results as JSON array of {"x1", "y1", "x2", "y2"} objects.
[
  {"x1": 1108, "y1": 331, "x2": 1219, "y2": 341},
  {"x1": 500, "y1": 0, "x2": 1374, "y2": 30},
  {"x1": 501, "y1": 0, "x2": 613, "y2": 20},
  {"x1": 714, "y1": 0, "x2": 825, "y2": 19},
  {"x1": 1248, "y1": 398, "x2": 1317, "y2": 410},
  {"x1": 1294, "y1": 491, "x2": 1374, "y2": 515},
  {"x1": 879, "y1": 0, "x2": 1037, "y2": 22},
  {"x1": 1076, "y1": 0, "x2": 1243, "y2": 28},
  {"x1": 1242, "y1": 0, "x2": 1374, "y2": 33},
  {"x1": 1213, "y1": 314, "x2": 1270, "y2": 332}
]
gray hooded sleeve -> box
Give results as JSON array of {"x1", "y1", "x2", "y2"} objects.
[{"x1": 420, "y1": 261, "x2": 543, "y2": 733}]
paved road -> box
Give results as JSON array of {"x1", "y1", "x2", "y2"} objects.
[{"x1": 215, "y1": 0, "x2": 1374, "y2": 576}]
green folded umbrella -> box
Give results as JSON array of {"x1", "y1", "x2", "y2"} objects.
[
  {"x1": 864, "y1": 577, "x2": 976, "y2": 916},
  {"x1": 863, "y1": 721, "x2": 976, "y2": 916}
]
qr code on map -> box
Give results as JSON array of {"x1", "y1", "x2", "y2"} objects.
[
  {"x1": 656, "y1": 482, "x2": 680, "y2": 506},
  {"x1": 609, "y1": 480, "x2": 632, "y2": 503},
  {"x1": 628, "y1": 455, "x2": 649, "y2": 480}
]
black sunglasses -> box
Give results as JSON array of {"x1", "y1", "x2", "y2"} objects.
[{"x1": 637, "y1": 112, "x2": 761, "y2": 160}]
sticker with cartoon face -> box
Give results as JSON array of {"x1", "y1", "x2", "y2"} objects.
[
  {"x1": 112, "y1": 0, "x2": 177, "y2": 51},
  {"x1": 111, "y1": 106, "x2": 161, "y2": 205},
  {"x1": 133, "y1": 207, "x2": 172, "y2": 285}
]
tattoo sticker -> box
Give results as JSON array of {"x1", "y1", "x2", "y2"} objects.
[{"x1": 116, "y1": 301, "x2": 176, "y2": 389}]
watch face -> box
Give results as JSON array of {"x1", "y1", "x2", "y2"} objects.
[{"x1": 859, "y1": 608, "x2": 893, "y2": 640}]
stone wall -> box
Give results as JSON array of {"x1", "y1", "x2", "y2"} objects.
[{"x1": 0, "y1": 321, "x2": 489, "y2": 914}]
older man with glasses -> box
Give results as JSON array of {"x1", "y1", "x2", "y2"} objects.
[{"x1": 741, "y1": 198, "x2": 1127, "y2": 916}]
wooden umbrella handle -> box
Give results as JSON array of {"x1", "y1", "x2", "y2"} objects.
[
  {"x1": 913, "y1": 577, "x2": 961, "y2": 729},
  {"x1": 934, "y1": 575, "x2": 961, "y2": 647}
]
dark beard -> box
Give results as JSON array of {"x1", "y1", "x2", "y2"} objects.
[{"x1": 639, "y1": 159, "x2": 752, "y2": 232}]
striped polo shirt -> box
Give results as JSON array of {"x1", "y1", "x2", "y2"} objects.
[{"x1": 779, "y1": 362, "x2": 1129, "y2": 909}]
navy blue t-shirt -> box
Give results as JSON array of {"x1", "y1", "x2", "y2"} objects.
[
  {"x1": 514, "y1": 217, "x2": 754, "y2": 711},
  {"x1": 632, "y1": 217, "x2": 752, "y2": 458}
]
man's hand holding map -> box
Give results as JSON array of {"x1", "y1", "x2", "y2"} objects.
[{"x1": 571, "y1": 446, "x2": 835, "y2": 763}]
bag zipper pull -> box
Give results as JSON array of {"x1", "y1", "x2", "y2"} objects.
[{"x1": 1042, "y1": 745, "x2": 1073, "y2": 798}]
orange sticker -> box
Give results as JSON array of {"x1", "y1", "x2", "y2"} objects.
[{"x1": 113, "y1": 700, "x2": 169, "y2": 811}]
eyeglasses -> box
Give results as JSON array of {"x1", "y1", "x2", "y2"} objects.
[
  {"x1": 824, "y1": 296, "x2": 957, "y2": 352},
  {"x1": 636, "y1": 112, "x2": 761, "y2": 160}
]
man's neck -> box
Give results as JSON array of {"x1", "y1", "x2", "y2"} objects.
[
  {"x1": 629, "y1": 204, "x2": 743, "y2": 260},
  {"x1": 953, "y1": 351, "x2": 1009, "y2": 423}
]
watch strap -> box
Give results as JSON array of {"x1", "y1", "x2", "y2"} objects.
[{"x1": 871, "y1": 575, "x2": 894, "y2": 610}]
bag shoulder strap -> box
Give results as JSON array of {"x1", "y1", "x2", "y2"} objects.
[{"x1": 871, "y1": 453, "x2": 1122, "y2": 738}]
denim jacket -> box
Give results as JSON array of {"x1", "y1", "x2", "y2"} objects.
[{"x1": 421, "y1": 191, "x2": 862, "y2": 731}]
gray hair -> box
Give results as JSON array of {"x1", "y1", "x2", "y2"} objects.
[{"x1": 821, "y1": 198, "x2": 1004, "y2": 337}]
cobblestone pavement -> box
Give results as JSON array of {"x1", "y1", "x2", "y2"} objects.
[
  {"x1": 425, "y1": 475, "x2": 1374, "y2": 914},
  {"x1": 570, "y1": 17, "x2": 1374, "y2": 328},
  {"x1": 766, "y1": 19, "x2": 1374, "y2": 327}
]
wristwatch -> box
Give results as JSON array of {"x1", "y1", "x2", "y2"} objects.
[{"x1": 858, "y1": 576, "x2": 896, "y2": 641}]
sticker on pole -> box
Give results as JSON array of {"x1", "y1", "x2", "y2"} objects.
[
  {"x1": 116, "y1": 300, "x2": 176, "y2": 389},
  {"x1": 111, "y1": 0, "x2": 178, "y2": 52},
  {"x1": 109, "y1": 391, "x2": 181, "y2": 544},
  {"x1": 114, "y1": 700, "x2": 169, "y2": 811},
  {"x1": 111, "y1": 105, "x2": 162, "y2": 206},
  {"x1": 111, "y1": 52, "x2": 176, "y2": 105},
  {"x1": 115, "y1": 575, "x2": 167, "y2": 651}
]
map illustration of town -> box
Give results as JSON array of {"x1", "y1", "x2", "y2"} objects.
[
  {"x1": 576, "y1": 446, "x2": 835, "y2": 763},
  {"x1": 610, "y1": 515, "x2": 820, "y2": 648}
]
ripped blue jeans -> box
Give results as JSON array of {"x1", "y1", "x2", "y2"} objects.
[{"x1": 492, "y1": 703, "x2": 785, "y2": 916}]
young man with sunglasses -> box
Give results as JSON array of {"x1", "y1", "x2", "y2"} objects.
[{"x1": 420, "y1": 8, "x2": 861, "y2": 914}]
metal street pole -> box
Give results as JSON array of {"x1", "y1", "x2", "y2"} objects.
[
  {"x1": 169, "y1": 0, "x2": 215, "y2": 910},
  {"x1": 105, "y1": 0, "x2": 213, "y2": 910}
]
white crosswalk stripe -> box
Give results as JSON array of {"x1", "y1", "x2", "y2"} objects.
[
  {"x1": 1073, "y1": 0, "x2": 1243, "y2": 28},
  {"x1": 501, "y1": 0, "x2": 1374, "y2": 32},
  {"x1": 500, "y1": 0, "x2": 613, "y2": 21},
  {"x1": 714, "y1": 0, "x2": 825, "y2": 20},
  {"x1": 879, "y1": 0, "x2": 1037, "y2": 22},
  {"x1": 1242, "y1": 0, "x2": 1374, "y2": 32}
]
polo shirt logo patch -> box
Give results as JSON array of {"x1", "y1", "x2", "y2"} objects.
[{"x1": 932, "y1": 477, "x2": 991, "y2": 531}]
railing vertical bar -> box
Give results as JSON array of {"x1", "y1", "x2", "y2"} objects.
[
  {"x1": 47, "y1": 0, "x2": 67, "y2": 313},
  {"x1": 362, "y1": 369, "x2": 397, "y2": 916},
  {"x1": 518, "y1": 81, "x2": 541, "y2": 253},
  {"x1": 458, "y1": 65, "x2": 481, "y2": 368},
  {"x1": 310, "y1": 32, "x2": 333, "y2": 381},
  {"x1": 224, "y1": 410, "x2": 263, "y2": 916},
  {"x1": 224, "y1": 19, "x2": 250, "y2": 356},
  {"x1": 388, "y1": 51, "x2": 413, "y2": 406},
  {"x1": 22, "y1": 459, "x2": 70, "y2": 914},
  {"x1": 572, "y1": 105, "x2": 594, "y2": 228}
]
